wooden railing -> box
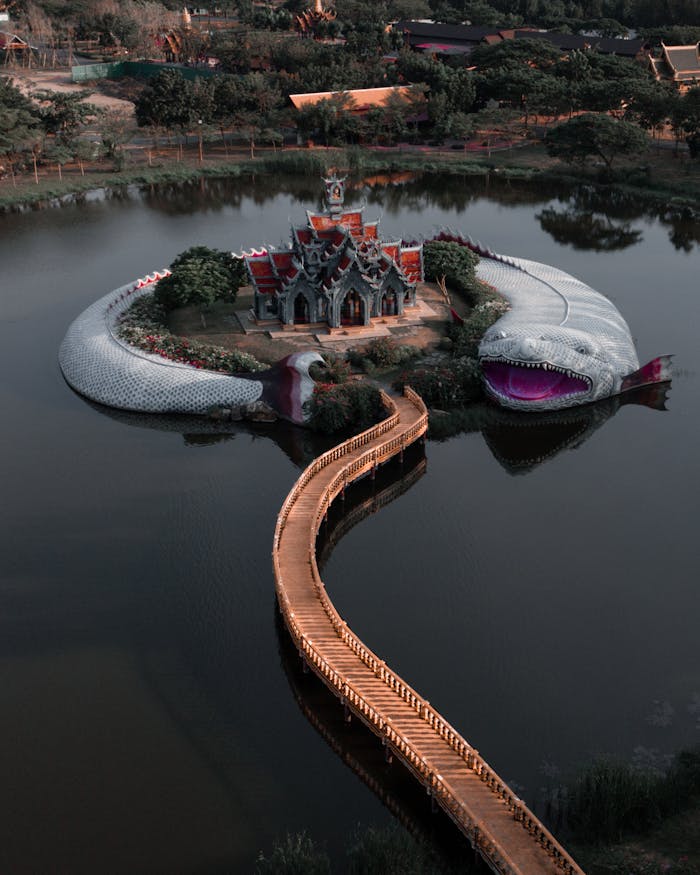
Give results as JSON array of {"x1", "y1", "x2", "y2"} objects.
[{"x1": 273, "y1": 388, "x2": 584, "y2": 875}]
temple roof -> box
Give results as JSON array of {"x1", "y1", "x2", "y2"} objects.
[
  {"x1": 513, "y1": 30, "x2": 646, "y2": 57},
  {"x1": 650, "y1": 43, "x2": 700, "y2": 85},
  {"x1": 244, "y1": 179, "x2": 422, "y2": 299},
  {"x1": 662, "y1": 42, "x2": 700, "y2": 77}
]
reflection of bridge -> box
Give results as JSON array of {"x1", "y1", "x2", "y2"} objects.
[
  {"x1": 316, "y1": 451, "x2": 428, "y2": 572},
  {"x1": 273, "y1": 389, "x2": 585, "y2": 875}
]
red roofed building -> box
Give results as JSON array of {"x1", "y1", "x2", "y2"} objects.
[{"x1": 244, "y1": 177, "x2": 423, "y2": 328}]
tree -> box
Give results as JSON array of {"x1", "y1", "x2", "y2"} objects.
[
  {"x1": 529, "y1": 76, "x2": 575, "y2": 122},
  {"x1": 470, "y1": 104, "x2": 521, "y2": 155},
  {"x1": 155, "y1": 246, "x2": 247, "y2": 312},
  {"x1": 446, "y1": 111, "x2": 476, "y2": 152},
  {"x1": 33, "y1": 89, "x2": 98, "y2": 138},
  {"x1": 671, "y1": 86, "x2": 700, "y2": 159},
  {"x1": 296, "y1": 93, "x2": 357, "y2": 146},
  {"x1": 135, "y1": 69, "x2": 195, "y2": 135},
  {"x1": 0, "y1": 76, "x2": 41, "y2": 183},
  {"x1": 624, "y1": 81, "x2": 676, "y2": 140},
  {"x1": 478, "y1": 62, "x2": 545, "y2": 126},
  {"x1": 423, "y1": 240, "x2": 479, "y2": 301},
  {"x1": 97, "y1": 108, "x2": 133, "y2": 170},
  {"x1": 545, "y1": 113, "x2": 648, "y2": 170},
  {"x1": 42, "y1": 138, "x2": 72, "y2": 180},
  {"x1": 470, "y1": 37, "x2": 562, "y2": 73}
]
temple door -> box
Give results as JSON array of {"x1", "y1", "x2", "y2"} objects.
[
  {"x1": 294, "y1": 294, "x2": 310, "y2": 324},
  {"x1": 382, "y1": 291, "x2": 397, "y2": 316}
]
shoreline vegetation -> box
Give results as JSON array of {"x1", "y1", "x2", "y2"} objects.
[
  {"x1": 253, "y1": 744, "x2": 700, "y2": 874},
  {"x1": 1, "y1": 144, "x2": 700, "y2": 214}
]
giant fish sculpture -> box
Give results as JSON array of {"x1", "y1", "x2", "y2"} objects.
[
  {"x1": 58, "y1": 274, "x2": 324, "y2": 424},
  {"x1": 437, "y1": 234, "x2": 672, "y2": 412}
]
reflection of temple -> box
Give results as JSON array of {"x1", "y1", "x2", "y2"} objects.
[{"x1": 244, "y1": 177, "x2": 423, "y2": 329}]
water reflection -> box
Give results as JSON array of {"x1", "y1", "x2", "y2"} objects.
[
  {"x1": 87, "y1": 380, "x2": 671, "y2": 478},
  {"x1": 536, "y1": 206, "x2": 642, "y2": 251},
  {"x1": 129, "y1": 173, "x2": 699, "y2": 252},
  {"x1": 87, "y1": 401, "x2": 335, "y2": 468},
  {"x1": 432, "y1": 384, "x2": 671, "y2": 476}
]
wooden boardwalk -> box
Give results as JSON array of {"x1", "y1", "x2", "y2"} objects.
[{"x1": 273, "y1": 388, "x2": 585, "y2": 875}]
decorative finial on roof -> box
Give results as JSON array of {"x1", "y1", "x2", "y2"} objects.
[{"x1": 323, "y1": 174, "x2": 345, "y2": 219}]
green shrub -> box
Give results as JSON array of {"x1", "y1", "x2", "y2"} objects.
[
  {"x1": 117, "y1": 293, "x2": 167, "y2": 333},
  {"x1": 450, "y1": 298, "x2": 509, "y2": 358},
  {"x1": 568, "y1": 759, "x2": 664, "y2": 842},
  {"x1": 348, "y1": 338, "x2": 421, "y2": 372},
  {"x1": 566, "y1": 746, "x2": 700, "y2": 844},
  {"x1": 397, "y1": 358, "x2": 483, "y2": 409},
  {"x1": 118, "y1": 326, "x2": 265, "y2": 373},
  {"x1": 255, "y1": 832, "x2": 330, "y2": 875},
  {"x1": 309, "y1": 353, "x2": 352, "y2": 384},
  {"x1": 347, "y1": 823, "x2": 454, "y2": 875},
  {"x1": 304, "y1": 382, "x2": 384, "y2": 434}
]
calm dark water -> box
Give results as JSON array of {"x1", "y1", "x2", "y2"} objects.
[{"x1": 0, "y1": 174, "x2": 698, "y2": 873}]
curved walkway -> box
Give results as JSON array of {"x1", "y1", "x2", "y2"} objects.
[{"x1": 273, "y1": 388, "x2": 585, "y2": 875}]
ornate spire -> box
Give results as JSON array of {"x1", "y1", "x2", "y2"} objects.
[
  {"x1": 295, "y1": 0, "x2": 336, "y2": 35},
  {"x1": 324, "y1": 175, "x2": 345, "y2": 219}
]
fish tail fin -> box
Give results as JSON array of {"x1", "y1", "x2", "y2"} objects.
[{"x1": 620, "y1": 355, "x2": 674, "y2": 394}]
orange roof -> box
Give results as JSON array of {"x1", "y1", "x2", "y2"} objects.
[
  {"x1": 289, "y1": 86, "x2": 418, "y2": 112},
  {"x1": 399, "y1": 248, "x2": 422, "y2": 283},
  {"x1": 308, "y1": 214, "x2": 335, "y2": 231}
]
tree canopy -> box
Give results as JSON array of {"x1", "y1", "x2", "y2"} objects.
[
  {"x1": 545, "y1": 113, "x2": 649, "y2": 169},
  {"x1": 423, "y1": 240, "x2": 480, "y2": 301},
  {"x1": 155, "y1": 246, "x2": 247, "y2": 312},
  {"x1": 0, "y1": 76, "x2": 40, "y2": 155}
]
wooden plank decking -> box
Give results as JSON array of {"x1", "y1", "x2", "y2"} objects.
[{"x1": 273, "y1": 388, "x2": 585, "y2": 875}]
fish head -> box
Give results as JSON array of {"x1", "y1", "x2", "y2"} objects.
[
  {"x1": 478, "y1": 324, "x2": 615, "y2": 411},
  {"x1": 259, "y1": 350, "x2": 326, "y2": 424}
]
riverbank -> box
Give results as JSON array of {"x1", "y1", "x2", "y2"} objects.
[{"x1": 2, "y1": 142, "x2": 699, "y2": 214}]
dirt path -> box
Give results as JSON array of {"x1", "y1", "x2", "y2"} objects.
[{"x1": 9, "y1": 68, "x2": 135, "y2": 114}]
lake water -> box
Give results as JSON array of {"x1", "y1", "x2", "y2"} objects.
[{"x1": 1, "y1": 174, "x2": 698, "y2": 873}]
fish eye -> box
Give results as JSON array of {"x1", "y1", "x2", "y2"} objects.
[{"x1": 576, "y1": 344, "x2": 588, "y2": 355}]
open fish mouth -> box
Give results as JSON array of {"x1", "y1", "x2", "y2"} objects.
[{"x1": 481, "y1": 358, "x2": 591, "y2": 403}]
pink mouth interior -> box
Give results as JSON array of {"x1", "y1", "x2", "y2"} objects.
[{"x1": 483, "y1": 361, "x2": 589, "y2": 401}]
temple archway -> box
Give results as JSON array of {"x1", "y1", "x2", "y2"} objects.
[
  {"x1": 294, "y1": 293, "x2": 310, "y2": 324},
  {"x1": 381, "y1": 290, "x2": 397, "y2": 316},
  {"x1": 340, "y1": 289, "x2": 365, "y2": 326}
]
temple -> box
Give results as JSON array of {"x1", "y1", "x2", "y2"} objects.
[
  {"x1": 244, "y1": 177, "x2": 423, "y2": 329},
  {"x1": 649, "y1": 42, "x2": 700, "y2": 92},
  {"x1": 295, "y1": 0, "x2": 336, "y2": 35}
]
